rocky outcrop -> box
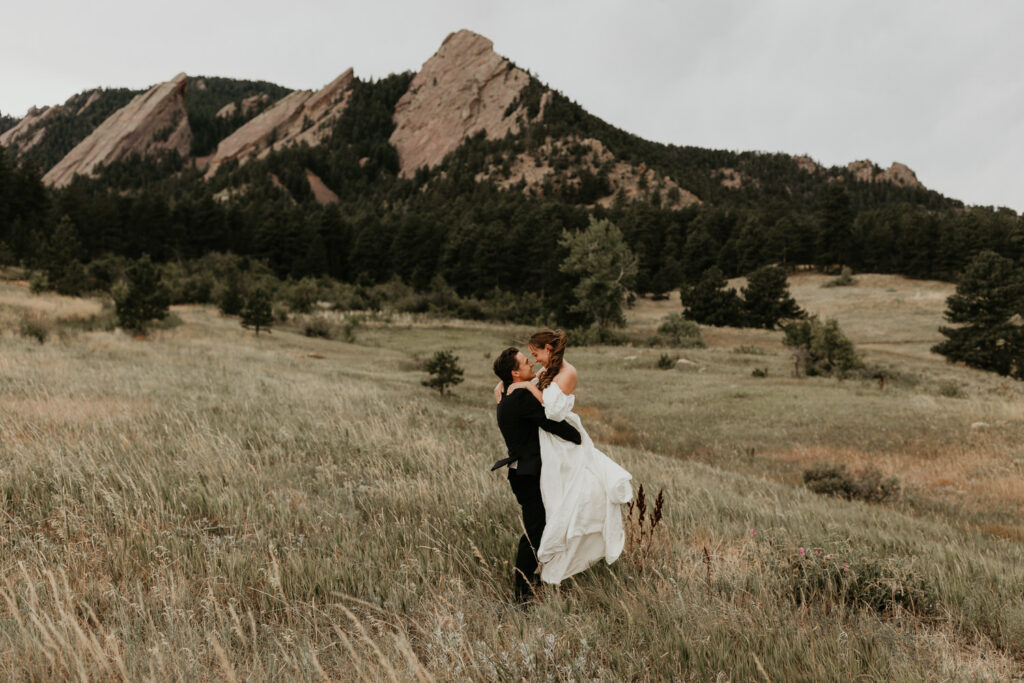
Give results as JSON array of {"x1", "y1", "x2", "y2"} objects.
[
  {"x1": 474, "y1": 136, "x2": 700, "y2": 209},
  {"x1": 216, "y1": 93, "x2": 271, "y2": 119},
  {"x1": 203, "y1": 69, "x2": 354, "y2": 177},
  {"x1": 390, "y1": 29, "x2": 532, "y2": 177},
  {"x1": 0, "y1": 105, "x2": 62, "y2": 156},
  {"x1": 845, "y1": 159, "x2": 923, "y2": 189},
  {"x1": 794, "y1": 155, "x2": 822, "y2": 174},
  {"x1": 879, "y1": 162, "x2": 922, "y2": 188},
  {"x1": 42, "y1": 74, "x2": 191, "y2": 187},
  {"x1": 713, "y1": 167, "x2": 759, "y2": 190},
  {"x1": 306, "y1": 169, "x2": 339, "y2": 203}
]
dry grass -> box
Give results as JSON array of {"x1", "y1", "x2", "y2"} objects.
[{"x1": 1, "y1": 280, "x2": 1023, "y2": 679}]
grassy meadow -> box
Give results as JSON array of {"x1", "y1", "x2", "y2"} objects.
[{"x1": 1, "y1": 273, "x2": 1023, "y2": 680}]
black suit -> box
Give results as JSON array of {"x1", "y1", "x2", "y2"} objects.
[{"x1": 494, "y1": 388, "x2": 581, "y2": 600}]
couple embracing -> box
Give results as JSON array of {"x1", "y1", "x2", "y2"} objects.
[{"x1": 491, "y1": 329, "x2": 633, "y2": 603}]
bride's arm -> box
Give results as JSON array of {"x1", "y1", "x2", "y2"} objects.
[
  {"x1": 493, "y1": 380, "x2": 504, "y2": 404},
  {"x1": 506, "y1": 380, "x2": 543, "y2": 403},
  {"x1": 508, "y1": 364, "x2": 577, "y2": 403}
]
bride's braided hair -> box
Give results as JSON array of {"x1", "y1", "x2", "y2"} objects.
[{"x1": 529, "y1": 328, "x2": 568, "y2": 391}]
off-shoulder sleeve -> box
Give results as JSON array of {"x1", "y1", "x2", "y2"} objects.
[{"x1": 542, "y1": 383, "x2": 575, "y2": 421}]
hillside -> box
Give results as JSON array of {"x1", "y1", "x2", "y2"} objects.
[
  {"x1": 0, "y1": 29, "x2": 1021, "y2": 320},
  {"x1": 1, "y1": 277, "x2": 1022, "y2": 678}
]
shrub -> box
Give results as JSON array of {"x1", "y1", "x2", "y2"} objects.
[
  {"x1": 302, "y1": 316, "x2": 333, "y2": 339},
  {"x1": 803, "y1": 463, "x2": 900, "y2": 503},
  {"x1": 422, "y1": 350, "x2": 464, "y2": 395},
  {"x1": 657, "y1": 354, "x2": 675, "y2": 370},
  {"x1": 28, "y1": 272, "x2": 49, "y2": 294},
  {"x1": 286, "y1": 277, "x2": 319, "y2": 313},
  {"x1": 656, "y1": 313, "x2": 705, "y2": 348},
  {"x1": 786, "y1": 550, "x2": 936, "y2": 617},
  {"x1": 822, "y1": 266, "x2": 858, "y2": 288},
  {"x1": 783, "y1": 315, "x2": 862, "y2": 378},
  {"x1": 19, "y1": 313, "x2": 50, "y2": 344},
  {"x1": 751, "y1": 367, "x2": 768, "y2": 377},
  {"x1": 937, "y1": 380, "x2": 965, "y2": 398},
  {"x1": 341, "y1": 316, "x2": 362, "y2": 343}
]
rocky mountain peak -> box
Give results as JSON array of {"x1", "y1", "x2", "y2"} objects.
[
  {"x1": 389, "y1": 29, "x2": 533, "y2": 177},
  {"x1": 42, "y1": 73, "x2": 191, "y2": 187}
]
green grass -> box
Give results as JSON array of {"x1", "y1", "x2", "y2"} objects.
[{"x1": 1, "y1": 279, "x2": 1023, "y2": 680}]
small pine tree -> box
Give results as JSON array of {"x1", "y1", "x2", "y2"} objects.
[
  {"x1": 680, "y1": 266, "x2": 743, "y2": 326},
  {"x1": 241, "y1": 288, "x2": 274, "y2": 336},
  {"x1": 113, "y1": 255, "x2": 170, "y2": 335},
  {"x1": 422, "y1": 350, "x2": 464, "y2": 395},
  {"x1": 741, "y1": 264, "x2": 805, "y2": 329},
  {"x1": 933, "y1": 250, "x2": 1024, "y2": 379}
]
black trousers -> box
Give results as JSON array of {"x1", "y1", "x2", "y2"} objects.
[{"x1": 507, "y1": 469, "x2": 545, "y2": 600}]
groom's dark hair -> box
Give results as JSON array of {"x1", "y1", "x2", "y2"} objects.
[{"x1": 493, "y1": 347, "x2": 519, "y2": 388}]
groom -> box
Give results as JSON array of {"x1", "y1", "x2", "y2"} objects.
[{"x1": 491, "y1": 347, "x2": 581, "y2": 602}]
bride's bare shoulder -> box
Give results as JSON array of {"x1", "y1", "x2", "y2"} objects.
[{"x1": 555, "y1": 362, "x2": 578, "y2": 394}]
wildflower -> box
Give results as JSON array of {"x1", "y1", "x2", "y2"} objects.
[
  {"x1": 798, "y1": 547, "x2": 806, "y2": 556},
  {"x1": 842, "y1": 564, "x2": 849, "y2": 573},
  {"x1": 750, "y1": 530, "x2": 757, "y2": 538},
  {"x1": 825, "y1": 554, "x2": 831, "y2": 560},
  {"x1": 814, "y1": 551, "x2": 821, "y2": 557}
]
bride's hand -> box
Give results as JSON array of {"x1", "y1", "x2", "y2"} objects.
[{"x1": 506, "y1": 381, "x2": 531, "y2": 394}]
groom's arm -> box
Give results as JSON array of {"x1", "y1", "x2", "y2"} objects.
[{"x1": 517, "y1": 391, "x2": 581, "y2": 444}]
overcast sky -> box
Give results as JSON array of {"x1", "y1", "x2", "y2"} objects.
[{"x1": 2, "y1": 0, "x2": 1021, "y2": 212}]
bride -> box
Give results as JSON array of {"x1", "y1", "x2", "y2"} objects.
[{"x1": 498, "y1": 329, "x2": 633, "y2": 584}]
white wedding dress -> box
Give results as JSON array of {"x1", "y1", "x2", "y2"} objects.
[{"x1": 535, "y1": 381, "x2": 633, "y2": 584}]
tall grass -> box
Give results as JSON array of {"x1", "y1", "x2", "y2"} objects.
[{"x1": 1, "y1": 292, "x2": 1022, "y2": 679}]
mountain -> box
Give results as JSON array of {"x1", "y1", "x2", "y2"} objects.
[{"x1": 0, "y1": 29, "x2": 1020, "y2": 311}]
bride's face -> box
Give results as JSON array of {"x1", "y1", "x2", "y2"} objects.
[{"x1": 528, "y1": 344, "x2": 552, "y2": 368}]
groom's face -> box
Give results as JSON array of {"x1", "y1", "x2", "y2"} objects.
[{"x1": 511, "y1": 352, "x2": 535, "y2": 381}]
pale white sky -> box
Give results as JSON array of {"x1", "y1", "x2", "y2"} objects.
[{"x1": 2, "y1": 0, "x2": 1021, "y2": 212}]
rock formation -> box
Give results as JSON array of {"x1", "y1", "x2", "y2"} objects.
[
  {"x1": 203, "y1": 69, "x2": 354, "y2": 177},
  {"x1": 846, "y1": 159, "x2": 923, "y2": 189},
  {"x1": 215, "y1": 93, "x2": 271, "y2": 119},
  {"x1": 0, "y1": 105, "x2": 62, "y2": 156},
  {"x1": 390, "y1": 29, "x2": 533, "y2": 177},
  {"x1": 474, "y1": 136, "x2": 700, "y2": 209},
  {"x1": 42, "y1": 74, "x2": 191, "y2": 187},
  {"x1": 306, "y1": 169, "x2": 339, "y2": 204},
  {"x1": 793, "y1": 155, "x2": 822, "y2": 174}
]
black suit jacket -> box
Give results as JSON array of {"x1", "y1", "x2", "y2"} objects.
[{"x1": 493, "y1": 388, "x2": 581, "y2": 476}]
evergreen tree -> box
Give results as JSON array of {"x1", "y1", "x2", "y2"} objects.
[
  {"x1": 680, "y1": 266, "x2": 743, "y2": 326},
  {"x1": 218, "y1": 269, "x2": 245, "y2": 315},
  {"x1": 741, "y1": 264, "x2": 805, "y2": 329},
  {"x1": 932, "y1": 250, "x2": 1024, "y2": 379},
  {"x1": 113, "y1": 255, "x2": 170, "y2": 334},
  {"x1": 241, "y1": 288, "x2": 274, "y2": 335},
  {"x1": 422, "y1": 350, "x2": 464, "y2": 396},
  {"x1": 817, "y1": 184, "x2": 855, "y2": 267},
  {"x1": 559, "y1": 216, "x2": 639, "y2": 330}
]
